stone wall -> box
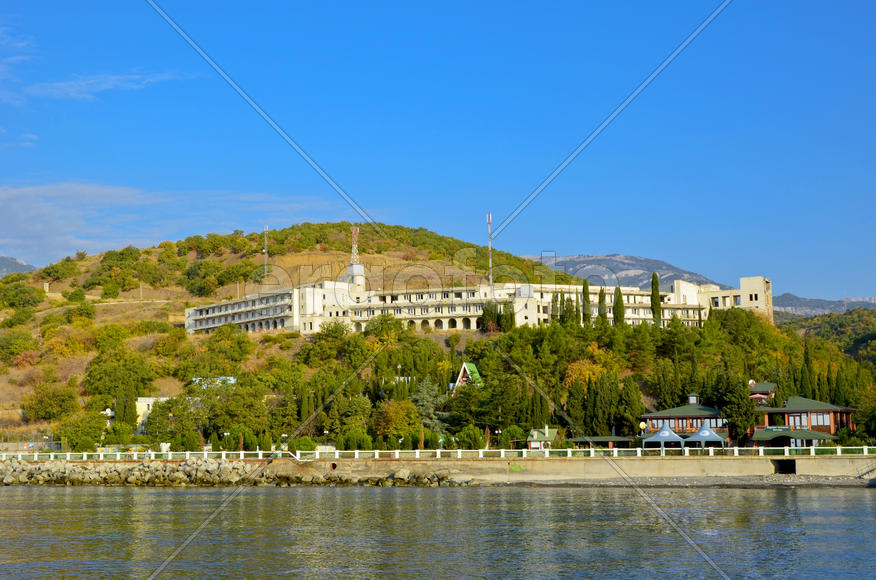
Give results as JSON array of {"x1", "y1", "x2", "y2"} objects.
[{"x1": 1, "y1": 455, "x2": 872, "y2": 487}]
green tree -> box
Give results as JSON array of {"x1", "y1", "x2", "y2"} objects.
[
  {"x1": 721, "y1": 382, "x2": 758, "y2": 443},
  {"x1": 613, "y1": 286, "x2": 625, "y2": 327},
  {"x1": 497, "y1": 424, "x2": 526, "y2": 449},
  {"x1": 58, "y1": 411, "x2": 106, "y2": 452},
  {"x1": 95, "y1": 324, "x2": 130, "y2": 353},
  {"x1": 373, "y1": 399, "x2": 419, "y2": 443},
  {"x1": 597, "y1": 287, "x2": 607, "y2": 321},
  {"x1": 411, "y1": 377, "x2": 448, "y2": 433},
  {"x1": 206, "y1": 324, "x2": 254, "y2": 362},
  {"x1": 83, "y1": 348, "x2": 155, "y2": 397},
  {"x1": 651, "y1": 272, "x2": 662, "y2": 327},
  {"x1": 500, "y1": 303, "x2": 516, "y2": 332},
  {"x1": 616, "y1": 376, "x2": 645, "y2": 435},
  {"x1": 364, "y1": 313, "x2": 405, "y2": 343},
  {"x1": 457, "y1": 423, "x2": 486, "y2": 449},
  {"x1": 581, "y1": 279, "x2": 591, "y2": 325},
  {"x1": 22, "y1": 382, "x2": 79, "y2": 421},
  {"x1": 340, "y1": 427, "x2": 372, "y2": 450},
  {"x1": 481, "y1": 302, "x2": 500, "y2": 332},
  {"x1": 0, "y1": 329, "x2": 37, "y2": 363},
  {"x1": 114, "y1": 385, "x2": 139, "y2": 427},
  {"x1": 628, "y1": 322, "x2": 655, "y2": 371}
]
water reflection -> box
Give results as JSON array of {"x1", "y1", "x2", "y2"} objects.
[{"x1": 0, "y1": 486, "x2": 873, "y2": 578}]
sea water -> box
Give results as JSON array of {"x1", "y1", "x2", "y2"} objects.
[{"x1": 0, "y1": 486, "x2": 873, "y2": 578}]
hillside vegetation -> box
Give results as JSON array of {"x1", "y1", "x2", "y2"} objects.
[
  {"x1": 30, "y1": 222, "x2": 574, "y2": 302},
  {"x1": 0, "y1": 223, "x2": 873, "y2": 452},
  {"x1": 783, "y1": 308, "x2": 876, "y2": 370}
]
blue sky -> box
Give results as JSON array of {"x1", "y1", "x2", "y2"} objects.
[{"x1": 0, "y1": 1, "x2": 874, "y2": 299}]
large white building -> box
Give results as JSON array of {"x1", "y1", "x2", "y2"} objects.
[{"x1": 185, "y1": 252, "x2": 772, "y2": 335}]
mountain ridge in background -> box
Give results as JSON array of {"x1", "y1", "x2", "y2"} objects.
[
  {"x1": 772, "y1": 293, "x2": 876, "y2": 316},
  {"x1": 0, "y1": 256, "x2": 36, "y2": 277},
  {"x1": 533, "y1": 253, "x2": 873, "y2": 316},
  {"x1": 527, "y1": 254, "x2": 731, "y2": 290}
]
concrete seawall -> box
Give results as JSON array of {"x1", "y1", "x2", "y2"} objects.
[
  {"x1": 299, "y1": 455, "x2": 875, "y2": 484},
  {"x1": 1, "y1": 455, "x2": 873, "y2": 487}
]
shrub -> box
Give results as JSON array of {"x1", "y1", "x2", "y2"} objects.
[
  {"x1": 101, "y1": 282, "x2": 120, "y2": 299},
  {"x1": 63, "y1": 288, "x2": 86, "y2": 302},
  {"x1": 258, "y1": 432, "x2": 273, "y2": 451},
  {"x1": 1, "y1": 308, "x2": 33, "y2": 328},
  {"x1": 65, "y1": 302, "x2": 95, "y2": 322},
  {"x1": 341, "y1": 427, "x2": 372, "y2": 450},
  {"x1": 0, "y1": 329, "x2": 37, "y2": 363},
  {"x1": 457, "y1": 424, "x2": 486, "y2": 450},
  {"x1": 133, "y1": 320, "x2": 173, "y2": 335},
  {"x1": 289, "y1": 436, "x2": 316, "y2": 451},
  {"x1": 0, "y1": 283, "x2": 44, "y2": 308},
  {"x1": 22, "y1": 382, "x2": 79, "y2": 421},
  {"x1": 104, "y1": 422, "x2": 133, "y2": 445},
  {"x1": 58, "y1": 411, "x2": 106, "y2": 452},
  {"x1": 95, "y1": 324, "x2": 130, "y2": 352},
  {"x1": 181, "y1": 430, "x2": 202, "y2": 451}
]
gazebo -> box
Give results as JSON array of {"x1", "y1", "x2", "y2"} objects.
[
  {"x1": 642, "y1": 424, "x2": 685, "y2": 450},
  {"x1": 684, "y1": 424, "x2": 727, "y2": 448}
]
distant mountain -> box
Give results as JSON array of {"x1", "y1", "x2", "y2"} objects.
[
  {"x1": 527, "y1": 254, "x2": 731, "y2": 289},
  {"x1": 0, "y1": 256, "x2": 35, "y2": 277},
  {"x1": 773, "y1": 293, "x2": 876, "y2": 316}
]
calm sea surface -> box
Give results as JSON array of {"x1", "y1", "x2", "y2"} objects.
[{"x1": 0, "y1": 486, "x2": 873, "y2": 578}]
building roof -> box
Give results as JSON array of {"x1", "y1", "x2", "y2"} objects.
[
  {"x1": 644, "y1": 403, "x2": 721, "y2": 419},
  {"x1": 748, "y1": 382, "x2": 777, "y2": 393},
  {"x1": 684, "y1": 424, "x2": 726, "y2": 444},
  {"x1": 643, "y1": 424, "x2": 684, "y2": 445},
  {"x1": 457, "y1": 362, "x2": 483, "y2": 386},
  {"x1": 751, "y1": 428, "x2": 836, "y2": 441},
  {"x1": 762, "y1": 396, "x2": 855, "y2": 413},
  {"x1": 528, "y1": 427, "x2": 559, "y2": 442}
]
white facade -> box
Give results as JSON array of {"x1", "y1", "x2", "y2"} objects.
[{"x1": 185, "y1": 265, "x2": 772, "y2": 335}]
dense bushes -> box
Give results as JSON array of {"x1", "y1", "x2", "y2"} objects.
[
  {"x1": 0, "y1": 282, "x2": 44, "y2": 308},
  {"x1": 22, "y1": 381, "x2": 79, "y2": 421}
]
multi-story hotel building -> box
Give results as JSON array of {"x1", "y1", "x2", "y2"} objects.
[{"x1": 185, "y1": 251, "x2": 773, "y2": 335}]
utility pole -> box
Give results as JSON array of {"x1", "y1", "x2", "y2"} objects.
[{"x1": 487, "y1": 212, "x2": 494, "y2": 297}]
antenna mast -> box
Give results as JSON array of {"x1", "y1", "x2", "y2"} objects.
[
  {"x1": 487, "y1": 212, "x2": 493, "y2": 297},
  {"x1": 351, "y1": 225, "x2": 359, "y2": 264}
]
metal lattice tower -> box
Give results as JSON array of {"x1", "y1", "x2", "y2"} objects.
[{"x1": 351, "y1": 226, "x2": 360, "y2": 265}]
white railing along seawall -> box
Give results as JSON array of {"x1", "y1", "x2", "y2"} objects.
[{"x1": 0, "y1": 446, "x2": 871, "y2": 463}]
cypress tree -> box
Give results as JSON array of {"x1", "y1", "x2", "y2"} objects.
[
  {"x1": 550, "y1": 294, "x2": 559, "y2": 322},
  {"x1": 597, "y1": 287, "x2": 607, "y2": 320},
  {"x1": 581, "y1": 279, "x2": 591, "y2": 325},
  {"x1": 650, "y1": 272, "x2": 661, "y2": 327},
  {"x1": 612, "y1": 287, "x2": 625, "y2": 327},
  {"x1": 799, "y1": 362, "x2": 813, "y2": 399}
]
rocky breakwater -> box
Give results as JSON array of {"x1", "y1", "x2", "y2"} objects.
[
  {"x1": 0, "y1": 458, "x2": 474, "y2": 487},
  {"x1": 0, "y1": 457, "x2": 277, "y2": 487}
]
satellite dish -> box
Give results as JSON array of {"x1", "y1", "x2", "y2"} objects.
[
  {"x1": 749, "y1": 379, "x2": 756, "y2": 387},
  {"x1": 639, "y1": 421, "x2": 647, "y2": 430}
]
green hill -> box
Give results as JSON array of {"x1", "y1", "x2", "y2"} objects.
[{"x1": 0, "y1": 222, "x2": 873, "y2": 449}]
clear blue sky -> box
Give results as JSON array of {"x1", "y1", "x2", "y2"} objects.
[{"x1": 1, "y1": 1, "x2": 874, "y2": 299}]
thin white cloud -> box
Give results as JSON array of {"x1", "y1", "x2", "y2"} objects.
[
  {"x1": 24, "y1": 72, "x2": 180, "y2": 100},
  {"x1": 0, "y1": 182, "x2": 343, "y2": 265},
  {"x1": 0, "y1": 27, "x2": 32, "y2": 50}
]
